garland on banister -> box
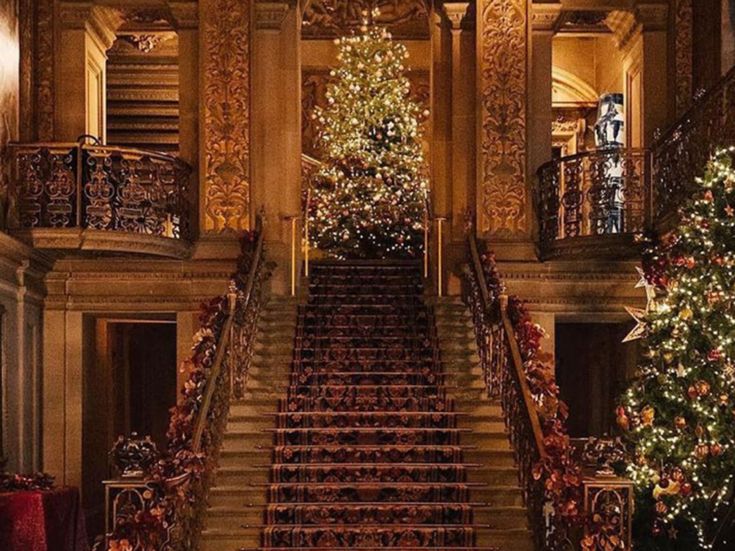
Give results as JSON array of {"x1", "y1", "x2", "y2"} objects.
[
  {"x1": 106, "y1": 231, "x2": 264, "y2": 551},
  {"x1": 474, "y1": 246, "x2": 585, "y2": 545}
]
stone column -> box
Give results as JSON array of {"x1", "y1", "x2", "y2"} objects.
[
  {"x1": 251, "y1": 1, "x2": 302, "y2": 294},
  {"x1": 55, "y1": 4, "x2": 119, "y2": 141},
  {"x1": 608, "y1": 4, "x2": 670, "y2": 147},
  {"x1": 637, "y1": 4, "x2": 670, "y2": 144},
  {"x1": 443, "y1": 3, "x2": 472, "y2": 242},
  {"x1": 528, "y1": 3, "x2": 561, "y2": 242},
  {"x1": 476, "y1": 0, "x2": 534, "y2": 260},
  {"x1": 170, "y1": 2, "x2": 200, "y2": 237},
  {"x1": 431, "y1": 11, "x2": 451, "y2": 223}
]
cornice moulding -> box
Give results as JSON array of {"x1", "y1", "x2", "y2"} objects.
[{"x1": 532, "y1": 3, "x2": 562, "y2": 31}]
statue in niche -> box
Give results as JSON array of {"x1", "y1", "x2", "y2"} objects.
[{"x1": 593, "y1": 93, "x2": 626, "y2": 234}]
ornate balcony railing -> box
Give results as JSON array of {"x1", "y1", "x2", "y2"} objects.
[
  {"x1": 536, "y1": 148, "x2": 650, "y2": 259},
  {"x1": 4, "y1": 142, "x2": 191, "y2": 254},
  {"x1": 652, "y1": 64, "x2": 735, "y2": 226}
]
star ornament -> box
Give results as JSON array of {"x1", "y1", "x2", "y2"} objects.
[
  {"x1": 623, "y1": 306, "x2": 648, "y2": 343},
  {"x1": 635, "y1": 266, "x2": 658, "y2": 305}
]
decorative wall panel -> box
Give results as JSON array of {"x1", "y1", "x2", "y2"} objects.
[
  {"x1": 36, "y1": 0, "x2": 54, "y2": 141},
  {"x1": 477, "y1": 0, "x2": 529, "y2": 237},
  {"x1": 675, "y1": 0, "x2": 693, "y2": 116},
  {"x1": 201, "y1": 0, "x2": 251, "y2": 232},
  {"x1": 302, "y1": 0, "x2": 429, "y2": 40}
]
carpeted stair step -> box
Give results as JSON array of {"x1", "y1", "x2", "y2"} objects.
[
  {"x1": 270, "y1": 445, "x2": 472, "y2": 464},
  {"x1": 266, "y1": 463, "x2": 478, "y2": 483},
  {"x1": 262, "y1": 525, "x2": 476, "y2": 547},
  {"x1": 264, "y1": 502, "x2": 475, "y2": 524},
  {"x1": 270, "y1": 411, "x2": 465, "y2": 429},
  {"x1": 264, "y1": 427, "x2": 471, "y2": 446}
]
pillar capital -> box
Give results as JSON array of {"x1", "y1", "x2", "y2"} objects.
[
  {"x1": 58, "y1": 2, "x2": 122, "y2": 50},
  {"x1": 442, "y1": 2, "x2": 470, "y2": 31},
  {"x1": 255, "y1": 2, "x2": 291, "y2": 31},
  {"x1": 168, "y1": 1, "x2": 199, "y2": 30},
  {"x1": 635, "y1": 2, "x2": 669, "y2": 31}
]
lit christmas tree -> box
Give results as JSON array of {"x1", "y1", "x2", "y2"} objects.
[
  {"x1": 307, "y1": 10, "x2": 429, "y2": 259},
  {"x1": 618, "y1": 149, "x2": 735, "y2": 550}
]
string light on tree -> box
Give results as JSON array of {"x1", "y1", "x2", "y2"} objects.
[
  {"x1": 307, "y1": 8, "x2": 430, "y2": 259},
  {"x1": 618, "y1": 149, "x2": 735, "y2": 550}
]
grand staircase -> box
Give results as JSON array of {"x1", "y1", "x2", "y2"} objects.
[{"x1": 201, "y1": 263, "x2": 534, "y2": 551}]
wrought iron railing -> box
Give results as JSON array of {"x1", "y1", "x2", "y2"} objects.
[
  {"x1": 5, "y1": 142, "x2": 191, "y2": 239},
  {"x1": 102, "y1": 215, "x2": 268, "y2": 550},
  {"x1": 536, "y1": 148, "x2": 650, "y2": 258},
  {"x1": 465, "y1": 227, "x2": 637, "y2": 549},
  {"x1": 464, "y1": 229, "x2": 548, "y2": 549},
  {"x1": 651, "y1": 64, "x2": 735, "y2": 225}
]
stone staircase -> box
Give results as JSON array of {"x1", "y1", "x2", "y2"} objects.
[
  {"x1": 200, "y1": 267, "x2": 534, "y2": 551},
  {"x1": 201, "y1": 296, "x2": 299, "y2": 550},
  {"x1": 434, "y1": 298, "x2": 534, "y2": 551}
]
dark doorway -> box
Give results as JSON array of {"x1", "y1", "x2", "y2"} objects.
[
  {"x1": 82, "y1": 318, "x2": 177, "y2": 538},
  {"x1": 555, "y1": 322, "x2": 639, "y2": 437}
]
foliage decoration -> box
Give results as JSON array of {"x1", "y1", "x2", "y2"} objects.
[{"x1": 476, "y1": 245, "x2": 585, "y2": 545}]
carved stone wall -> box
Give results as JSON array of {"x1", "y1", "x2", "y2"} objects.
[
  {"x1": 35, "y1": 0, "x2": 54, "y2": 140},
  {"x1": 201, "y1": 0, "x2": 251, "y2": 232},
  {"x1": 675, "y1": 0, "x2": 693, "y2": 116},
  {"x1": 302, "y1": 0, "x2": 430, "y2": 40},
  {"x1": 476, "y1": 0, "x2": 529, "y2": 238},
  {"x1": 0, "y1": 0, "x2": 19, "y2": 217}
]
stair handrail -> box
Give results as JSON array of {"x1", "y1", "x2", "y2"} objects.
[
  {"x1": 191, "y1": 214, "x2": 265, "y2": 453},
  {"x1": 496, "y1": 294, "x2": 548, "y2": 461},
  {"x1": 465, "y1": 226, "x2": 547, "y2": 548},
  {"x1": 468, "y1": 225, "x2": 545, "y2": 461}
]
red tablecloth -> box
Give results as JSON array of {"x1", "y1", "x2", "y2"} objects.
[{"x1": 0, "y1": 487, "x2": 88, "y2": 551}]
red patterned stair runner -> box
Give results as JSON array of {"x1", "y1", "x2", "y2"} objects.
[{"x1": 261, "y1": 263, "x2": 482, "y2": 549}]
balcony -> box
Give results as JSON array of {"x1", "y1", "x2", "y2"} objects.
[
  {"x1": 536, "y1": 148, "x2": 650, "y2": 260},
  {"x1": 4, "y1": 143, "x2": 192, "y2": 258}
]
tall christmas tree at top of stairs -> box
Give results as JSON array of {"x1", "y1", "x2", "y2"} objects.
[{"x1": 307, "y1": 9, "x2": 429, "y2": 260}]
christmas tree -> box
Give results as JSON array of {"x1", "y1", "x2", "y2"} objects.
[
  {"x1": 307, "y1": 10, "x2": 429, "y2": 259},
  {"x1": 618, "y1": 149, "x2": 735, "y2": 550}
]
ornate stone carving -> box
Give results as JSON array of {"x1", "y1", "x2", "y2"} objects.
[
  {"x1": 255, "y1": 2, "x2": 289, "y2": 30},
  {"x1": 302, "y1": 0, "x2": 429, "y2": 39},
  {"x1": 443, "y1": 2, "x2": 469, "y2": 31},
  {"x1": 674, "y1": 0, "x2": 693, "y2": 116},
  {"x1": 36, "y1": 0, "x2": 54, "y2": 141},
  {"x1": 477, "y1": 0, "x2": 528, "y2": 237},
  {"x1": 119, "y1": 33, "x2": 174, "y2": 53},
  {"x1": 202, "y1": 0, "x2": 251, "y2": 232}
]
